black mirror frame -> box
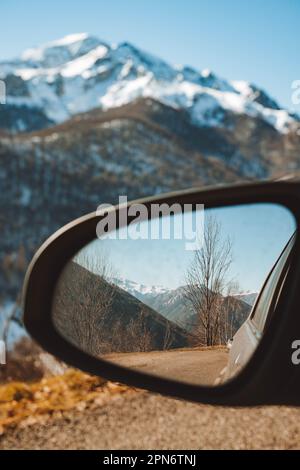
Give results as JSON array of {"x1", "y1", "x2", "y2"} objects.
[{"x1": 23, "y1": 181, "x2": 300, "y2": 406}]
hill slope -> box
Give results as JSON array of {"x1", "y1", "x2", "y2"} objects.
[
  {"x1": 53, "y1": 261, "x2": 191, "y2": 356},
  {"x1": 114, "y1": 278, "x2": 252, "y2": 341},
  {"x1": 0, "y1": 34, "x2": 299, "y2": 344}
]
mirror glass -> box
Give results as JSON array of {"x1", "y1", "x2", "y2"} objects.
[{"x1": 51, "y1": 203, "x2": 296, "y2": 386}]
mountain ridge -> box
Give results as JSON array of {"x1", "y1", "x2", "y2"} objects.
[
  {"x1": 0, "y1": 34, "x2": 299, "y2": 346},
  {"x1": 113, "y1": 277, "x2": 254, "y2": 337},
  {"x1": 114, "y1": 277, "x2": 257, "y2": 305},
  {"x1": 0, "y1": 33, "x2": 298, "y2": 134},
  {"x1": 53, "y1": 261, "x2": 191, "y2": 356}
]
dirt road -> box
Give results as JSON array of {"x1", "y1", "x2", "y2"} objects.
[
  {"x1": 105, "y1": 347, "x2": 228, "y2": 385},
  {"x1": 1, "y1": 391, "x2": 300, "y2": 450}
]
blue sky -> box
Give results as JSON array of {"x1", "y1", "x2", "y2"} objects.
[
  {"x1": 1, "y1": 0, "x2": 299, "y2": 109},
  {"x1": 76, "y1": 203, "x2": 296, "y2": 292}
]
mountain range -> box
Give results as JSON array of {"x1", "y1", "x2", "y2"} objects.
[
  {"x1": 1, "y1": 32, "x2": 298, "y2": 137},
  {"x1": 0, "y1": 33, "x2": 298, "y2": 345},
  {"x1": 114, "y1": 278, "x2": 255, "y2": 332},
  {"x1": 53, "y1": 261, "x2": 191, "y2": 356},
  {"x1": 52, "y1": 263, "x2": 252, "y2": 354}
]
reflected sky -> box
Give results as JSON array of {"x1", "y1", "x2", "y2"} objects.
[{"x1": 75, "y1": 203, "x2": 296, "y2": 292}]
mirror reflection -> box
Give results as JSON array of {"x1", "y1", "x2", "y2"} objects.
[{"x1": 52, "y1": 203, "x2": 296, "y2": 386}]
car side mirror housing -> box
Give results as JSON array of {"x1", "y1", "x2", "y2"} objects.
[{"x1": 23, "y1": 181, "x2": 300, "y2": 406}]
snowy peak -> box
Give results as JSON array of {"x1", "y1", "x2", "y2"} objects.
[
  {"x1": 231, "y1": 80, "x2": 280, "y2": 111},
  {"x1": 115, "y1": 277, "x2": 258, "y2": 308},
  {"x1": 0, "y1": 33, "x2": 298, "y2": 134},
  {"x1": 21, "y1": 33, "x2": 108, "y2": 68},
  {"x1": 114, "y1": 278, "x2": 173, "y2": 297}
]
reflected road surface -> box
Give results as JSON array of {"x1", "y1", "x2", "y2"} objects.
[{"x1": 105, "y1": 346, "x2": 228, "y2": 386}]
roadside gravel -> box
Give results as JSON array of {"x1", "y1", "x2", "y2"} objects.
[{"x1": 1, "y1": 391, "x2": 299, "y2": 450}]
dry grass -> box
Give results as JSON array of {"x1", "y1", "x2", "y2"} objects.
[{"x1": 0, "y1": 369, "x2": 130, "y2": 433}]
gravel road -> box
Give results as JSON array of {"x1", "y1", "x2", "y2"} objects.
[
  {"x1": 106, "y1": 347, "x2": 228, "y2": 385},
  {"x1": 1, "y1": 391, "x2": 300, "y2": 450}
]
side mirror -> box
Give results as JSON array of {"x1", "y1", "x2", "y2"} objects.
[{"x1": 23, "y1": 182, "x2": 300, "y2": 406}]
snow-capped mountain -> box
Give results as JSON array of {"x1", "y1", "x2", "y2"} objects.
[
  {"x1": 0, "y1": 33, "x2": 297, "y2": 133},
  {"x1": 114, "y1": 278, "x2": 253, "y2": 333},
  {"x1": 114, "y1": 278, "x2": 172, "y2": 298},
  {"x1": 0, "y1": 34, "x2": 299, "y2": 350},
  {"x1": 114, "y1": 278, "x2": 194, "y2": 327}
]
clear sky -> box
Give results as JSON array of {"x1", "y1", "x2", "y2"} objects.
[
  {"x1": 76, "y1": 203, "x2": 296, "y2": 293},
  {"x1": 0, "y1": 0, "x2": 299, "y2": 110}
]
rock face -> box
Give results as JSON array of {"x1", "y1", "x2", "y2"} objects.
[{"x1": 0, "y1": 34, "x2": 299, "y2": 342}]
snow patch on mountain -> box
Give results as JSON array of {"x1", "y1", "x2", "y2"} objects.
[
  {"x1": 114, "y1": 277, "x2": 173, "y2": 296},
  {"x1": 0, "y1": 33, "x2": 297, "y2": 134},
  {"x1": 115, "y1": 277, "x2": 258, "y2": 308},
  {"x1": 21, "y1": 33, "x2": 106, "y2": 68}
]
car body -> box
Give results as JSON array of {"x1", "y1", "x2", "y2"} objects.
[{"x1": 221, "y1": 234, "x2": 296, "y2": 383}]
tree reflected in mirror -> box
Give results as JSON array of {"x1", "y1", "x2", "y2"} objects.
[{"x1": 52, "y1": 203, "x2": 296, "y2": 386}]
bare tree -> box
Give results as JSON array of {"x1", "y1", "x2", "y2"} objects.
[
  {"x1": 75, "y1": 248, "x2": 115, "y2": 282},
  {"x1": 53, "y1": 249, "x2": 117, "y2": 356},
  {"x1": 162, "y1": 321, "x2": 173, "y2": 350},
  {"x1": 184, "y1": 215, "x2": 233, "y2": 346},
  {"x1": 126, "y1": 307, "x2": 152, "y2": 353}
]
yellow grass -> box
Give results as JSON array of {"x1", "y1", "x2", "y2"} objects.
[{"x1": 0, "y1": 369, "x2": 130, "y2": 433}]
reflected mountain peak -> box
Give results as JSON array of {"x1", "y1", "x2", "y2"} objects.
[{"x1": 113, "y1": 277, "x2": 174, "y2": 296}]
